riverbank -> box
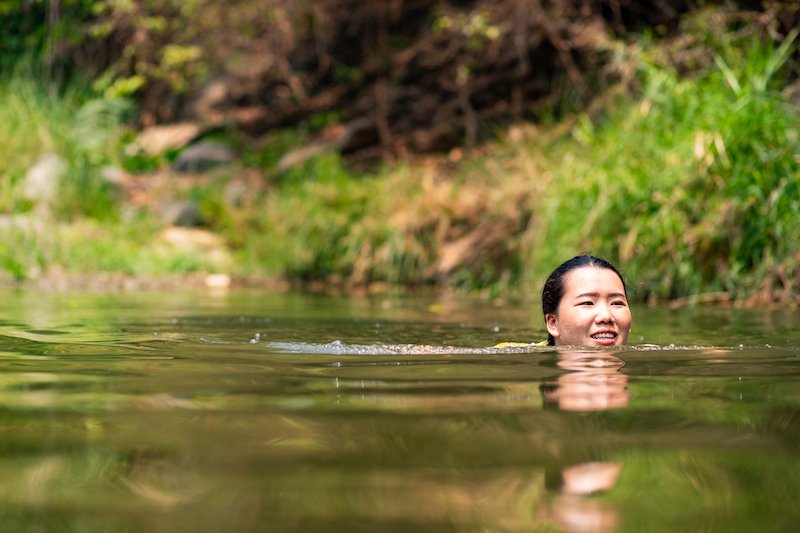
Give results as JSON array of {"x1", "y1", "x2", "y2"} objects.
[{"x1": 2, "y1": 19, "x2": 799, "y2": 305}]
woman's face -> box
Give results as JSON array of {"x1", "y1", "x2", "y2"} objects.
[{"x1": 546, "y1": 266, "x2": 632, "y2": 347}]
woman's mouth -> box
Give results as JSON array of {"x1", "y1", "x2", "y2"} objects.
[{"x1": 590, "y1": 331, "x2": 618, "y2": 345}]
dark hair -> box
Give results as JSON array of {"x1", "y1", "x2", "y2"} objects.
[{"x1": 541, "y1": 255, "x2": 626, "y2": 346}]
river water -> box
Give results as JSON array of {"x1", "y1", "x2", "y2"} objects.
[{"x1": 0, "y1": 288, "x2": 798, "y2": 532}]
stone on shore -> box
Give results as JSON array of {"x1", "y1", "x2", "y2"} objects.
[
  {"x1": 22, "y1": 153, "x2": 67, "y2": 206},
  {"x1": 172, "y1": 140, "x2": 235, "y2": 173},
  {"x1": 134, "y1": 123, "x2": 201, "y2": 155}
]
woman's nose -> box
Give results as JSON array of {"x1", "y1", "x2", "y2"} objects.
[{"x1": 595, "y1": 303, "x2": 613, "y2": 322}]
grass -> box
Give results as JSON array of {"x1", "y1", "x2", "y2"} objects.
[
  {"x1": 0, "y1": 66, "x2": 130, "y2": 220},
  {"x1": 233, "y1": 150, "x2": 533, "y2": 295},
  {"x1": 526, "y1": 29, "x2": 800, "y2": 302}
]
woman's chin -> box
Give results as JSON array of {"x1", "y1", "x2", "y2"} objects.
[{"x1": 555, "y1": 336, "x2": 626, "y2": 348}]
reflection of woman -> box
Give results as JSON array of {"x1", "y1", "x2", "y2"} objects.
[
  {"x1": 545, "y1": 460, "x2": 622, "y2": 533},
  {"x1": 541, "y1": 351, "x2": 630, "y2": 411},
  {"x1": 538, "y1": 349, "x2": 627, "y2": 531},
  {"x1": 542, "y1": 255, "x2": 632, "y2": 347}
]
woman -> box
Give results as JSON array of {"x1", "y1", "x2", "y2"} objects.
[{"x1": 542, "y1": 255, "x2": 631, "y2": 347}]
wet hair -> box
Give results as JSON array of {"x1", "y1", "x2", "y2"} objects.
[{"x1": 541, "y1": 255, "x2": 626, "y2": 346}]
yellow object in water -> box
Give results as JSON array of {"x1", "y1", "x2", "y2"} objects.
[{"x1": 492, "y1": 340, "x2": 548, "y2": 348}]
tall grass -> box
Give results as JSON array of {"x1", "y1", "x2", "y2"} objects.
[
  {"x1": 235, "y1": 150, "x2": 532, "y2": 293},
  {"x1": 0, "y1": 69, "x2": 200, "y2": 281},
  {"x1": 0, "y1": 69, "x2": 130, "y2": 219},
  {"x1": 237, "y1": 152, "x2": 408, "y2": 283},
  {"x1": 527, "y1": 31, "x2": 800, "y2": 302}
]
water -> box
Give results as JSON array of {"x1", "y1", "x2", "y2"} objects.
[{"x1": 0, "y1": 288, "x2": 799, "y2": 532}]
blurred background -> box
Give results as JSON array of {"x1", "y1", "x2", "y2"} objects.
[{"x1": 1, "y1": 0, "x2": 799, "y2": 304}]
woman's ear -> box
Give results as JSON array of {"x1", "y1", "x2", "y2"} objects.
[{"x1": 545, "y1": 313, "x2": 560, "y2": 341}]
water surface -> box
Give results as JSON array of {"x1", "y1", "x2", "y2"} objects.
[{"x1": 0, "y1": 289, "x2": 798, "y2": 532}]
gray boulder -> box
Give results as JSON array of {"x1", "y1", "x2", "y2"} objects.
[
  {"x1": 161, "y1": 200, "x2": 205, "y2": 227},
  {"x1": 172, "y1": 140, "x2": 235, "y2": 173},
  {"x1": 22, "y1": 153, "x2": 67, "y2": 205}
]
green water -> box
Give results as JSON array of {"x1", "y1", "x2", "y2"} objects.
[{"x1": 0, "y1": 289, "x2": 798, "y2": 532}]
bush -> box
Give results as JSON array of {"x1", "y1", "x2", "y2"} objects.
[{"x1": 529, "y1": 29, "x2": 800, "y2": 301}]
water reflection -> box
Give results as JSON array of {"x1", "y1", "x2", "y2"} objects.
[
  {"x1": 542, "y1": 351, "x2": 630, "y2": 412},
  {"x1": 1, "y1": 289, "x2": 798, "y2": 530},
  {"x1": 540, "y1": 351, "x2": 627, "y2": 533}
]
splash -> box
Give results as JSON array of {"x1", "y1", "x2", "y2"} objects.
[
  {"x1": 264, "y1": 339, "x2": 553, "y2": 355},
  {"x1": 262, "y1": 339, "x2": 760, "y2": 355}
]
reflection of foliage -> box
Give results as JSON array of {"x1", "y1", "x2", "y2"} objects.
[{"x1": 609, "y1": 450, "x2": 800, "y2": 532}]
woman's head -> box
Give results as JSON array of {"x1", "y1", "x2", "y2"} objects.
[{"x1": 542, "y1": 255, "x2": 631, "y2": 347}]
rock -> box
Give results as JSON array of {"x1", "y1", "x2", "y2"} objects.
[
  {"x1": 172, "y1": 140, "x2": 235, "y2": 173},
  {"x1": 22, "y1": 153, "x2": 67, "y2": 205},
  {"x1": 0, "y1": 213, "x2": 42, "y2": 233},
  {"x1": 224, "y1": 180, "x2": 249, "y2": 207},
  {"x1": 204, "y1": 273, "x2": 232, "y2": 288},
  {"x1": 159, "y1": 227, "x2": 223, "y2": 251},
  {"x1": 161, "y1": 200, "x2": 204, "y2": 227},
  {"x1": 100, "y1": 165, "x2": 125, "y2": 186},
  {"x1": 134, "y1": 122, "x2": 200, "y2": 155},
  {"x1": 158, "y1": 227, "x2": 232, "y2": 270}
]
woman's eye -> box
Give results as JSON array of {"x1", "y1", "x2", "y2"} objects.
[
  {"x1": 578, "y1": 301, "x2": 593, "y2": 306},
  {"x1": 612, "y1": 300, "x2": 627, "y2": 306}
]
